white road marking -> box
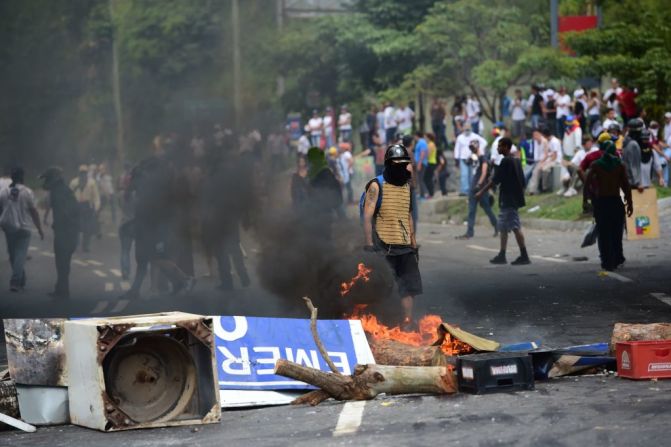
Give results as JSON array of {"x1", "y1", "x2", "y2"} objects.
[
  {"x1": 91, "y1": 300, "x2": 109, "y2": 314},
  {"x1": 93, "y1": 269, "x2": 108, "y2": 278},
  {"x1": 651, "y1": 292, "x2": 671, "y2": 306},
  {"x1": 467, "y1": 244, "x2": 498, "y2": 253},
  {"x1": 104, "y1": 282, "x2": 114, "y2": 292},
  {"x1": 467, "y1": 245, "x2": 568, "y2": 263},
  {"x1": 110, "y1": 269, "x2": 122, "y2": 277},
  {"x1": 29, "y1": 246, "x2": 38, "y2": 252},
  {"x1": 423, "y1": 240, "x2": 444, "y2": 244},
  {"x1": 333, "y1": 401, "x2": 366, "y2": 437},
  {"x1": 530, "y1": 255, "x2": 567, "y2": 264},
  {"x1": 72, "y1": 259, "x2": 88, "y2": 267},
  {"x1": 87, "y1": 260, "x2": 103, "y2": 266},
  {"x1": 120, "y1": 281, "x2": 130, "y2": 291},
  {"x1": 603, "y1": 271, "x2": 633, "y2": 283},
  {"x1": 41, "y1": 251, "x2": 55, "y2": 258},
  {"x1": 111, "y1": 299, "x2": 130, "y2": 313}
]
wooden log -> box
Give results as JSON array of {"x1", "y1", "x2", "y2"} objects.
[
  {"x1": 368, "y1": 338, "x2": 453, "y2": 367},
  {"x1": 291, "y1": 390, "x2": 331, "y2": 406},
  {"x1": 275, "y1": 359, "x2": 457, "y2": 403},
  {"x1": 610, "y1": 323, "x2": 671, "y2": 352}
]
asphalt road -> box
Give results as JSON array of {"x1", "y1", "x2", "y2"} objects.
[{"x1": 1, "y1": 205, "x2": 670, "y2": 446}]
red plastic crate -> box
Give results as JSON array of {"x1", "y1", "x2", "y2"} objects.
[{"x1": 616, "y1": 340, "x2": 671, "y2": 379}]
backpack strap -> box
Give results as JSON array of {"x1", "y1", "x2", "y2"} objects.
[{"x1": 373, "y1": 175, "x2": 384, "y2": 214}]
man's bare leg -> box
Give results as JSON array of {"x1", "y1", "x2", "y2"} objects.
[{"x1": 401, "y1": 295, "x2": 414, "y2": 327}]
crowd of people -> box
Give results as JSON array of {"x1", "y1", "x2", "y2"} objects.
[
  {"x1": 2, "y1": 78, "x2": 670, "y2": 327},
  {"x1": 0, "y1": 125, "x2": 265, "y2": 297}
]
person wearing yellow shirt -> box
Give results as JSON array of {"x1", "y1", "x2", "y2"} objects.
[{"x1": 424, "y1": 133, "x2": 438, "y2": 198}]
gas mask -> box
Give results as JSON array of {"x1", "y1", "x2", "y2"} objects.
[{"x1": 384, "y1": 162, "x2": 411, "y2": 186}]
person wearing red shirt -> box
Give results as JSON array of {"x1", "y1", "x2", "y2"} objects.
[{"x1": 617, "y1": 86, "x2": 638, "y2": 122}]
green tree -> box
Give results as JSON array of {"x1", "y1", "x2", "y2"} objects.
[
  {"x1": 410, "y1": 0, "x2": 566, "y2": 122},
  {"x1": 562, "y1": 0, "x2": 671, "y2": 114}
]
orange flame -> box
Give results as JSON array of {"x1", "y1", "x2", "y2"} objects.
[
  {"x1": 340, "y1": 263, "x2": 373, "y2": 297},
  {"x1": 348, "y1": 305, "x2": 473, "y2": 356}
]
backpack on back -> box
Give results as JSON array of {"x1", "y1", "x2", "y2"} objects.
[{"x1": 358, "y1": 174, "x2": 384, "y2": 224}]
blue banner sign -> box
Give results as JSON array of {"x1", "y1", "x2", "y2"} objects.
[{"x1": 213, "y1": 316, "x2": 375, "y2": 390}]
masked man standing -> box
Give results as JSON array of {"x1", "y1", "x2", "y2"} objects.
[
  {"x1": 362, "y1": 144, "x2": 421, "y2": 329},
  {"x1": 40, "y1": 167, "x2": 80, "y2": 298}
]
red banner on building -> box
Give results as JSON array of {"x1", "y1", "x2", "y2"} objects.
[{"x1": 559, "y1": 15, "x2": 598, "y2": 54}]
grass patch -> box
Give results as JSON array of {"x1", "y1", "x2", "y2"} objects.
[{"x1": 445, "y1": 185, "x2": 670, "y2": 222}]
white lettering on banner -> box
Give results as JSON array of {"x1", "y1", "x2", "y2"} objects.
[
  {"x1": 295, "y1": 349, "x2": 320, "y2": 369},
  {"x1": 327, "y1": 352, "x2": 351, "y2": 375},
  {"x1": 219, "y1": 346, "x2": 251, "y2": 375},
  {"x1": 214, "y1": 316, "x2": 248, "y2": 341},
  {"x1": 253, "y1": 347, "x2": 281, "y2": 375}
]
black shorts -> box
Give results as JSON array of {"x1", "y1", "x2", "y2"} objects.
[{"x1": 385, "y1": 251, "x2": 423, "y2": 297}]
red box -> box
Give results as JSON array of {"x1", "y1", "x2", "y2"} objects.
[{"x1": 616, "y1": 340, "x2": 671, "y2": 379}]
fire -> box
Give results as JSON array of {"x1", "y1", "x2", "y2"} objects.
[
  {"x1": 340, "y1": 263, "x2": 373, "y2": 297},
  {"x1": 349, "y1": 305, "x2": 474, "y2": 357}
]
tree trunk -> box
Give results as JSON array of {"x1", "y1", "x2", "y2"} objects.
[
  {"x1": 611, "y1": 323, "x2": 671, "y2": 352},
  {"x1": 275, "y1": 360, "x2": 457, "y2": 404},
  {"x1": 368, "y1": 338, "x2": 453, "y2": 367}
]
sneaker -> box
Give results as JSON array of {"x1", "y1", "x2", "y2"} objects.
[
  {"x1": 490, "y1": 253, "x2": 507, "y2": 264},
  {"x1": 455, "y1": 234, "x2": 472, "y2": 240},
  {"x1": 563, "y1": 187, "x2": 578, "y2": 197},
  {"x1": 511, "y1": 255, "x2": 531, "y2": 265},
  {"x1": 556, "y1": 188, "x2": 566, "y2": 196},
  {"x1": 10, "y1": 285, "x2": 19, "y2": 292}
]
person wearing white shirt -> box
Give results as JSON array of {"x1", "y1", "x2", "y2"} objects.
[
  {"x1": 307, "y1": 110, "x2": 323, "y2": 147},
  {"x1": 602, "y1": 78, "x2": 623, "y2": 102},
  {"x1": 601, "y1": 108, "x2": 620, "y2": 133},
  {"x1": 562, "y1": 116, "x2": 582, "y2": 158},
  {"x1": 0, "y1": 167, "x2": 44, "y2": 292},
  {"x1": 297, "y1": 133, "x2": 310, "y2": 156},
  {"x1": 383, "y1": 103, "x2": 398, "y2": 143},
  {"x1": 338, "y1": 105, "x2": 352, "y2": 143},
  {"x1": 490, "y1": 127, "x2": 519, "y2": 166},
  {"x1": 396, "y1": 103, "x2": 415, "y2": 136},
  {"x1": 0, "y1": 171, "x2": 11, "y2": 192},
  {"x1": 376, "y1": 106, "x2": 386, "y2": 144},
  {"x1": 323, "y1": 107, "x2": 335, "y2": 148},
  {"x1": 524, "y1": 129, "x2": 549, "y2": 182},
  {"x1": 527, "y1": 128, "x2": 563, "y2": 194},
  {"x1": 509, "y1": 89, "x2": 527, "y2": 138},
  {"x1": 466, "y1": 96, "x2": 481, "y2": 134},
  {"x1": 562, "y1": 135, "x2": 595, "y2": 197},
  {"x1": 554, "y1": 86, "x2": 572, "y2": 137},
  {"x1": 454, "y1": 123, "x2": 487, "y2": 195},
  {"x1": 664, "y1": 112, "x2": 671, "y2": 144}
]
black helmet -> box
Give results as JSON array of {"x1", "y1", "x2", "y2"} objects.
[
  {"x1": 640, "y1": 128, "x2": 651, "y2": 144},
  {"x1": 607, "y1": 122, "x2": 621, "y2": 133},
  {"x1": 384, "y1": 144, "x2": 411, "y2": 163},
  {"x1": 627, "y1": 118, "x2": 644, "y2": 133}
]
